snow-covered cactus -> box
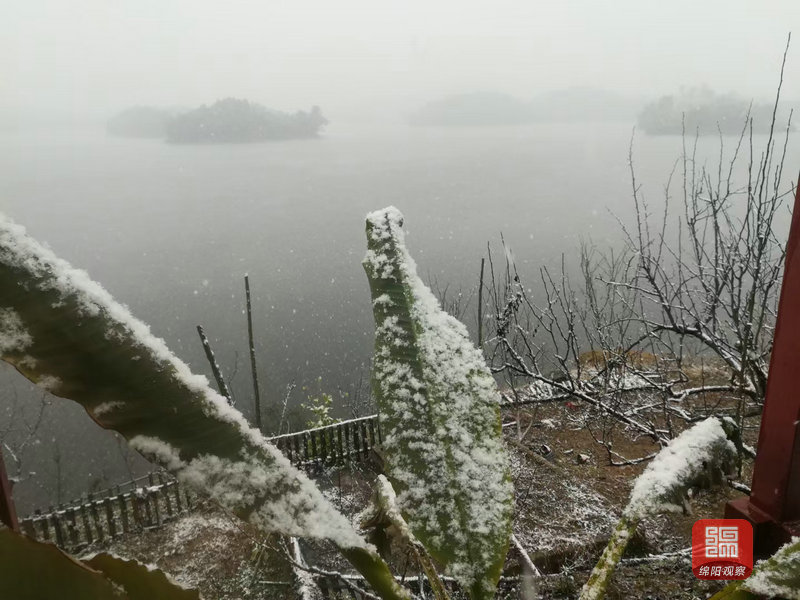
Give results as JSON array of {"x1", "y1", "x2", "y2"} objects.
[
  {"x1": 579, "y1": 417, "x2": 738, "y2": 600},
  {"x1": 0, "y1": 214, "x2": 408, "y2": 600},
  {"x1": 709, "y1": 538, "x2": 800, "y2": 599},
  {"x1": 363, "y1": 207, "x2": 514, "y2": 600}
]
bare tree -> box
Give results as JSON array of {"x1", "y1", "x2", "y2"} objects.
[{"x1": 485, "y1": 42, "x2": 794, "y2": 459}]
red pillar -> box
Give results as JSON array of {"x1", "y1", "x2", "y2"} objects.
[
  {"x1": 0, "y1": 447, "x2": 19, "y2": 531},
  {"x1": 725, "y1": 175, "x2": 800, "y2": 556}
]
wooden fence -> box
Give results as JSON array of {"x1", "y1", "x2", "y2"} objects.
[
  {"x1": 270, "y1": 415, "x2": 381, "y2": 469},
  {"x1": 19, "y1": 472, "x2": 195, "y2": 552},
  {"x1": 18, "y1": 416, "x2": 381, "y2": 549}
]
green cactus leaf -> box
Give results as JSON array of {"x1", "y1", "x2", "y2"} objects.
[
  {"x1": 708, "y1": 538, "x2": 800, "y2": 600},
  {"x1": 363, "y1": 207, "x2": 513, "y2": 599},
  {"x1": 0, "y1": 529, "x2": 201, "y2": 599},
  {"x1": 0, "y1": 215, "x2": 408, "y2": 600},
  {"x1": 82, "y1": 553, "x2": 201, "y2": 599},
  {"x1": 580, "y1": 417, "x2": 739, "y2": 600},
  {"x1": 0, "y1": 529, "x2": 126, "y2": 599}
]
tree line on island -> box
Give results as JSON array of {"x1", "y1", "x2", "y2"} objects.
[
  {"x1": 636, "y1": 86, "x2": 790, "y2": 135},
  {"x1": 107, "y1": 98, "x2": 328, "y2": 143},
  {"x1": 408, "y1": 86, "x2": 794, "y2": 135}
]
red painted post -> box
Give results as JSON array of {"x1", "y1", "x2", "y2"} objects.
[
  {"x1": 0, "y1": 447, "x2": 20, "y2": 531},
  {"x1": 725, "y1": 175, "x2": 800, "y2": 556}
]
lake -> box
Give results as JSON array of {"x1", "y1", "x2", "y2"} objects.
[{"x1": 1, "y1": 121, "x2": 795, "y2": 508}]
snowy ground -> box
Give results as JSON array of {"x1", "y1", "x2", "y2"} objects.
[{"x1": 95, "y1": 398, "x2": 757, "y2": 599}]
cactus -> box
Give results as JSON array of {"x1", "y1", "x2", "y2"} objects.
[
  {"x1": 363, "y1": 207, "x2": 513, "y2": 600},
  {"x1": 0, "y1": 528, "x2": 200, "y2": 599},
  {"x1": 579, "y1": 417, "x2": 738, "y2": 600},
  {"x1": 0, "y1": 214, "x2": 408, "y2": 600},
  {"x1": 708, "y1": 538, "x2": 800, "y2": 599}
]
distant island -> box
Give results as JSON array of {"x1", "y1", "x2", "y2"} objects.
[
  {"x1": 409, "y1": 88, "x2": 639, "y2": 126},
  {"x1": 107, "y1": 99, "x2": 328, "y2": 143},
  {"x1": 637, "y1": 88, "x2": 788, "y2": 135}
]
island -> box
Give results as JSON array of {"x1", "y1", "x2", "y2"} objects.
[
  {"x1": 164, "y1": 98, "x2": 328, "y2": 143},
  {"x1": 637, "y1": 88, "x2": 783, "y2": 135},
  {"x1": 106, "y1": 99, "x2": 328, "y2": 143}
]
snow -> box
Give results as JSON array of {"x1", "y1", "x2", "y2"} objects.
[
  {"x1": 130, "y1": 436, "x2": 369, "y2": 550},
  {"x1": 743, "y1": 537, "x2": 800, "y2": 599},
  {"x1": 79, "y1": 551, "x2": 197, "y2": 593},
  {"x1": 375, "y1": 474, "x2": 417, "y2": 543},
  {"x1": 0, "y1": 213, "x2": 371, "y2": 553},
  {"x1": 169, "y1": 513, "x2": 238, "y2": 546},
  {"x1": 36, "y1": 375, "x2": 62, "y2": 392},
  {"x1": 0, "y1": 307, "x2": 32, "y2": 355},
  {"x1": 291, "y1": 537, "x2": 322, "y2": 600},
  {"x1": 364, "y1": 207, "x2": 513, "y2": 593},
  {"x1": 624, "y1": 417, "x2": 736, "y2": 518},
  {"x1": 93, "y1": 401, "x2": 125, "y2": 417}
]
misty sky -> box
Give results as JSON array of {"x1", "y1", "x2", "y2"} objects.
[{"x1": 3, "y1": 0, "x2": 798, "y2": 123}]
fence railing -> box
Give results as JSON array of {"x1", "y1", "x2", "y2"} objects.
[
  {"x1": 19, "y1": 416, "x2": 382, "y2": 549},
  {"x1": 270, "y1": 415, "x2": 381, "y2": 469},
  {"x1": 20, "y1": 472, "x2": 196, "y2": 552}
]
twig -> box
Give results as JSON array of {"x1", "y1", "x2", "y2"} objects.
[
  {"x1": 478, "y1": 257, "x2": 485, "y2": 348},
  {"x1": 511, "y1": 533, "x2": 542, "y2": 577},
  {"x1": 244, "y1": 275, "x2": 263, "y2": 431},
  {"x1": 196, "y1": 325, "x2": 234, "y2": 405}
]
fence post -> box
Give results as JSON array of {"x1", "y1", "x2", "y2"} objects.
[
  {"x1": 172, "y1": 481, "x2": 183, "y2": 512},
  {"x1": 118, "y1": 490, "x2": 130, "y2": 534},
  {"x1": 103, "y1": 498, "x2": 117, "y2": 538},
  {"x1": 159, "y1": 474, "x2": 174, "y2": 518},
  {"x1": 66, "y1": 507, "x2": 79, "y2": 547},
  {"x1": 131, "y1": 492, "x2": 143, "y2": 530},
  {"x1": 0, "y1": 448, "x2": 19, "y2": 531},
  {"x1": 88, "y1": 493, "x2": 104, "y2": 542},
  {"x1": 336, "y1": 425, "x2": 344, "y2": 466},
  {"x1": 148, "y1": 473, "x2": 162, "y2": 526},
  {"x1": 50, "y1": 505, "x2": 65, "y2": 547},
  {"x1": 35, "y1": 509, "x2": 50, "y2": 541},
  {"x1": 80, "y1": 503, "x2": 93, "y2": 545},
  {"x1": 344, "y1": 423, "x2": 351, "y2": 464},
  {"x1": 293, "y1": 435, "x2": 302, "y2": 466}
]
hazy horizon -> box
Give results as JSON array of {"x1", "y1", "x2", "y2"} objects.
[{"x1": 3, "y1": 1, "x2": 799, "y2": 127}]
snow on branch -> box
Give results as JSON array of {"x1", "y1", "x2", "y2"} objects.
[
  {"x1": 624, "y1": 417, "x2": 737, "y2": 519},
  {"x1": 580, "y1": 418, "x2": 737, "y2": 600}
]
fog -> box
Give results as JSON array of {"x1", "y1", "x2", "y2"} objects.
[{"x1": 3, "y1": 0, "x2": 799, "y2": 126}]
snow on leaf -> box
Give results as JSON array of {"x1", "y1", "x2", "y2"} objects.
[
  {"x1": 741, "y1": 538, "x2": 800, "y2": 599},
  {"x1": 0, "y1": 212, "x2": 408, "y2": 600},
  {"x1": 363, "y1": 207, "x2": 513, "y2": 599},
  {"x1": 0, "y1": 307, "x2": 32, "y2": 355}
]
